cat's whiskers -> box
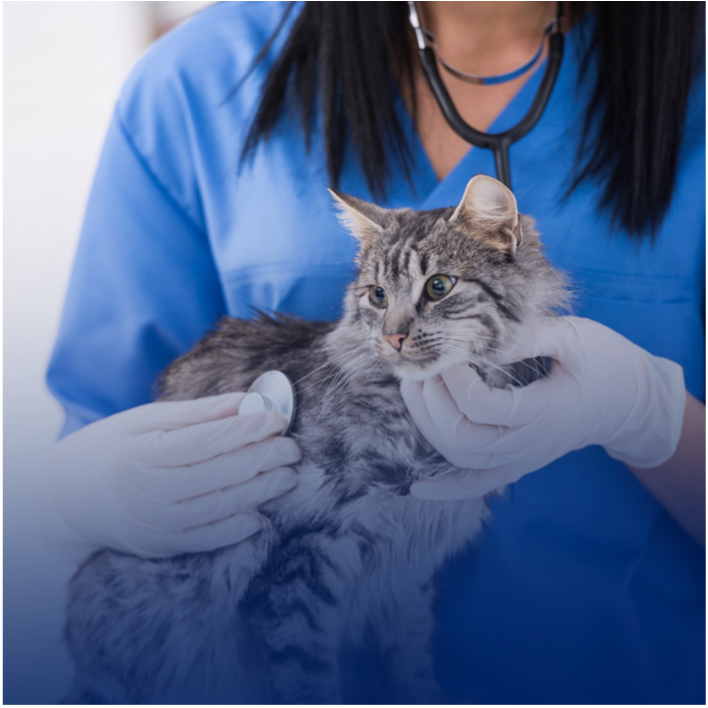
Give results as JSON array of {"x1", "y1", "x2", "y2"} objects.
[
  {"x1": 291, "y1": 347, "x2": 368, "y2": 387},
  {"x1": 296, "y1": 349, "x2": 371, "y2": 400},
  {"x1": 291, "y1": 345, "x2": 385, "y2": 402},
  {"x1": 331, "y1": 351, "x2": 383, "y2": 397},
  {"x1": 442, "y1": 342, "x2": 528, "y2": 387},
  {"x1": 481, "y1": 348, "x2": 548, "y2": 378},
  {"x1": 360, "y1": 355, "x2": 388, "y2": 391},
  {"x1": 447, "y1": 328, "x2": 546, "y2": 377},
  {"x1": 471, "y1": 334, "x2": 552, "y2": 379},
  {"x1": 321, "y1": 353, "x2": 388, "y2": 411},
  {"x1": 318, "y1": 351, "x2": 382, "y2": 418}
]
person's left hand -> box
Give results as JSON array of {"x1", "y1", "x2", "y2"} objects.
[{"x1": 400, "y1": 316, "x2": 686, "y2": 500}]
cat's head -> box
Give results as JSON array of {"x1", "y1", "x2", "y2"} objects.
[{"x1": 329, "y1": 176, "x2": 568, "y2": 382}]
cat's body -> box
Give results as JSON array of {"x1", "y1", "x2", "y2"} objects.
[{"x1": 65, "y1": 177, "x2": 568, "y2": 703}]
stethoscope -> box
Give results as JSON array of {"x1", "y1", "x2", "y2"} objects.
[
  {"x1": 239, "y1": 5, "x2": 565, "y2": 433},
  {"x1": 407, "y1": 1, "x2": 565, "y2": 191},
  {"x1": 238, "y1": 370, "x2": 297, "y2": 434}
]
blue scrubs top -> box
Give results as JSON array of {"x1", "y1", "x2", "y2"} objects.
[{"x1": 47, "y1": 3, "x2": 705, "y2": 703}]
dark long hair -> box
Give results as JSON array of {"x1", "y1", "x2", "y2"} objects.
[{"x1": 241, "y1": 2, "x2": 704, "y2": 239}]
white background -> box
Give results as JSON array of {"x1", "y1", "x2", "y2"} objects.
[{"x1": 4, "y1": 3, "x2": 209, "y2": 701}]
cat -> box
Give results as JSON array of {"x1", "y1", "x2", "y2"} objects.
[{"x1": 64, "y1": 175, "x2": 568, "y2": 704}]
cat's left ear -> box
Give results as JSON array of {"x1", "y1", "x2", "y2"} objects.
[
  {"x1": 328, "y1": 188, "x2": 390, "y2": 246},
  {"x1": 449, "y1": 175, "x2": 522, "y2": 254}
]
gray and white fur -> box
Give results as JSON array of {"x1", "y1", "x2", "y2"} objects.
[{"x1": 65, "y1": 176, "x2": 568, "y2": 704}]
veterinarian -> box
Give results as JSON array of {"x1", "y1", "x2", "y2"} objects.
[{"x1": 41, "y1": 2, "x2": 705, "y2": 703}]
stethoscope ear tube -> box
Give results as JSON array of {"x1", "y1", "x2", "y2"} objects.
[{"x1": 418, "y1": 25, "x2": 565, "y2": 193}]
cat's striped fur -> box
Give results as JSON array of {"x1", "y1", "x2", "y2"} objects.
[{"x1": 65, "y1": 177, "x2": 568, "y2": 703}]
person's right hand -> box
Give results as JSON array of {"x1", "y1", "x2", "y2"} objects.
[{"x1": 37, "y1": 392, "x2": 301, "y2": 561}]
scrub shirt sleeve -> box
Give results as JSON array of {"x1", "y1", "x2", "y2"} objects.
[{"x1": 46, "y1": 109, "x2": 226, "y2": 438}]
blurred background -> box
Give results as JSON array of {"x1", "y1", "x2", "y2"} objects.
[{"x1": 4, "y1": 2, "x2": 211, "y2": 702}]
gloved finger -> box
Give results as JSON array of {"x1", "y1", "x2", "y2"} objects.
[
  {"x1": 494, "y1": 317, "x2": 586, "y2": 365},
  {"x1": 170, "y1": 511, "x2": 266, "y2": 555},
  {"x1": 440, "y1": 362, "x2": 571, "y2": 428},
  {"x1": 400, "y1": 379, "x2": 454, "y2": 458},
  {"x1": 500, "y1": 361, "x2": 584, "y2": 430},
  {"x1": 439, "y1": 363, "x2": 521, "y2": 425},
  {"x1": 141, "y1": 436, "x2": 302, "y2": 500},
  {"x1": 164, "y1": 467, "x2": 298, "y2": 530},
  {"x1": 419, "y1": 374, "x2": 506, "y2": 453},
  {"x1": 410, "y1": 467, "x2": 511, "y2": 500},
  {"x1": 141, "y1": 410, "x2": 289, "y2": 466},
  {"x1": 131, "y1": 392, "x2": 248, "y2": 432},
  {"x1": 401, "y1": 379, "x2": 498, "y2": 469}
]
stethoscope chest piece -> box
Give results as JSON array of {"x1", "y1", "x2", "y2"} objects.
[{"x1": 238, "y1": 370, "x2": 297, "y2": 436}]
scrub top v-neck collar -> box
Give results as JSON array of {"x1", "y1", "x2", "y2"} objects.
[{"x1": 396, "y1": 16, "x2": 581, "y2": 212}]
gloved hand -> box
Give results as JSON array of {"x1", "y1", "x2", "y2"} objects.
[
  {"x1": 36, "y1": 392, "x2": 301, "y2": 561},
  {"x1": 401, "y1": 316, "x2": 686, "y2": 500}
]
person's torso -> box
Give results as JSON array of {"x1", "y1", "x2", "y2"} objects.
[{"x1": 119, "y1": 3, "x2": 706, "y2": 701}]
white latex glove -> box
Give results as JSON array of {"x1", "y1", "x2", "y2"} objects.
[
  {"x1": 400, "y1": 316, "x2": 686, "y2": 500},
  {"x1": 36, "y1": 392, "x2": 301, "y2": 562}
]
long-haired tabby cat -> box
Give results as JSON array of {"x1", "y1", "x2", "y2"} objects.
[{"x1": 65, "y1": 176, "x2": 568, "y2": 704}]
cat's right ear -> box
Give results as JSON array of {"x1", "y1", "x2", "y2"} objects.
[
  {"x1": 328, "y1": 188, "x2": 388, "y2": 246},
  {"x1": 449, "y1": 175, "x2": 522, "y2": 254}
]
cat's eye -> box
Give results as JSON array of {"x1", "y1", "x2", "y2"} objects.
[
  {"x1": 368, "y1": 285, "x2": 389, "y2": 307},
  {"x1": 425, "y1": 275, "x2": 456, "y2": 300}
]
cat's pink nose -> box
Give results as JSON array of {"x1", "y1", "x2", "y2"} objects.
[{"x1": 384, "y1": 333, "x2": 407, "y2": 351}]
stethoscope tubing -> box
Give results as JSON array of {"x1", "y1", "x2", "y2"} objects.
[{"x1": 416, "y1": 11, "x2": 565, "y2": 191}]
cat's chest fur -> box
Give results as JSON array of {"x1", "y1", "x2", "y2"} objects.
[
  {"x1": 214, "y1": 325, "x2": 489, "y2": 660},
  {"x1": 263, "y1": 371, "x2": 486, "y2": 571},
  {"x1": 179, "y1": 317, "x2": 485, "y2": 546},
  {"x1": 162, "y1": 315, "x2": 489, "y2": 656}
]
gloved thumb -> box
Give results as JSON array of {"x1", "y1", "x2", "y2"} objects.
[{"x1": 496, "y1": 317, "x2": 582, "y2": 365}]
